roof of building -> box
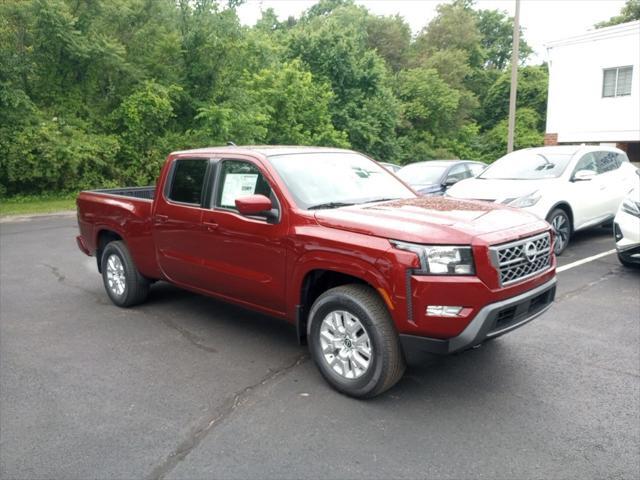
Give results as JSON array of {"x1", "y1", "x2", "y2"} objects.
[{"x1": 546, "y1": 20, "x2": 640, "y2": 50}]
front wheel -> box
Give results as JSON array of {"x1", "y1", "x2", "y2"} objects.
[
  {"x1": 547, "y1": 209, "x2": 571, "y2": 256},
  {"x1": 308, "y1": 284, "x2": 405, "y2": 398},
  {"x1": 101, "y1": 240, "x2": 150, "y2": 307}
]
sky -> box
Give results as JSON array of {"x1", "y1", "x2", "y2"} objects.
[{"x1": 236, "y1": 0, "x2": 628, "y2": 64}]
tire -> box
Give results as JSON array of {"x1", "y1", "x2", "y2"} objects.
[
  {"x1": 547, "y1": 208, "x2": 571, "y2": 256},
  {"x1": 100, "y1": 240, "x2": 150, "y2": 307},
  {"x1": 308, "y1": 284, "x2": 405, "y2": 398}
]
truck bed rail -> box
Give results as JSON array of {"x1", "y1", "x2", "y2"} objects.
[{"x1": 89, "y1": 186, "x2": 155, "y2": 200}]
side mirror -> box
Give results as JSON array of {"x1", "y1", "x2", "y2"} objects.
[
  {"x1": 573, "y1": 170, "x2": 597, "y2": 182},
  {"x1": 235, "y1": 194, "x2": 273, "y2": 216},
  {"x1": 443, "y1": 177, "x2": 459, "y2": 187}
]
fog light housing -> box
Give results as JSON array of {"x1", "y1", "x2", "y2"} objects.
[
  {"x1": 426, "y1": 305, "x2": 464, "y2": 317},
  {"x1": 614, "y1": 223, "x2": 623, "y2": 241}
]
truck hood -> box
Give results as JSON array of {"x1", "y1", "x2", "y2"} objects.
[
  {"x1": 314, "y1": 197, "x2": 547, "y2": 245},
  {"x1": 446, "y1": 178, "x2": 557, "y2": 203}
]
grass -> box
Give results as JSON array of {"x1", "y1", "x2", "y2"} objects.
[{"x1": 0, "y1": 194, "x2": 76, "y2": 217}]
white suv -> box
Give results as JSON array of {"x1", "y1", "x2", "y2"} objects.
[{"x1": 447, "y1": 145, "x2": 638, "y2": 254}]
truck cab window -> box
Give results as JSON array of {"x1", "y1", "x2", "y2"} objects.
[
  {"x1": 215, "y1": 160, "x2": 273, "y2": 210},
  {"x1": 168, "y1": 159, "x2": 208, "y2": 204}
]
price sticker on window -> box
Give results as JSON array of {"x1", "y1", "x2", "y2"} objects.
[{"x1": 220, "y1": 173, "x2": 258, "y2": 208}]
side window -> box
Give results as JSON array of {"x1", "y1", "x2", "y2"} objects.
[
  {"x1": 168, "y1": 159, "x2": 208, "y2": 204},
  {"x1": 595, "y1": 151, "x2": 620, "y2": 174},
  {"x1": 447, "y1": 164, "x2": 470, "y2": 183},
  {"x1": 573, "y1": 153, "x2": 598, "y2": 176},
  {"x1": 215, "y1": 160, "x2": 273, "y2": 210},
  {"x1": 615, "y1": 152, "x2": 630, "y2": 168},
  {"x1": 467, "y1": 163, "x2": 486, "y2": 177}
]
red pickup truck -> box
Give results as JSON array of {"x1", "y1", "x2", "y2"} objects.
[{"x1": 76, "y1": 146, "x2": 557, "y2": 397}]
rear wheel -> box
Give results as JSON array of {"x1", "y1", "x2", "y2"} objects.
[
  {"x1": 308, "y1": 284, "x2": 405, "y2": 398},
  {"x1": 101, "y1": 241, "x2": 150, "y2": 307},
  {"x1": 547, "y1": 209, "x2": 571, "y2": 256}
]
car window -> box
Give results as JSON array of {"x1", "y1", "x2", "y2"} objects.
[
  {"x1": 595, "y1": 151, "x2": 621, "y2": 173},
  {"x1": 397, "y1": 163, "x2": 448, "y2": 186},
  {"x1": 467, "y1": 163, "x2": 486, "y2": 177},
  {"x1": 167, "y1": 159, "x2": 208, "y2": 205},
  {"x1": 573, "y1": 153, "x2": 598, "y2": 176},
  {"x1": 615, "y1": 152, "x2": 630, "y2": 167},
  {"x1": 447, "y1": 164, "x2": 470, "y2": 182},
  {"x1": 215, "y1": 159, "x2": 273, "y2": 210}
]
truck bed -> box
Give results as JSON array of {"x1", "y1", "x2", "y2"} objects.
[{"x1": 89, "y1": 186, "x2": 155, "y2": 200}]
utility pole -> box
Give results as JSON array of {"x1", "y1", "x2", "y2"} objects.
[{"x1": 507, "y1": 0, "x2": 521, "y2": 153}]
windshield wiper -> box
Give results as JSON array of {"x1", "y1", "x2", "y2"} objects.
[
  {"x1": 307, "y1": 202, "x2": 355, "y2": 210},
  {"x1": 358, "y1": 197, "x2": 400, "y2": 204}
]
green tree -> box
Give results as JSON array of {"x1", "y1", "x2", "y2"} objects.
[
  {"x1": 365, "y1": 15, "x2": 411, "y2": 72},
  {"x1": 411, "y1": 0, "x2": 483, "y2": 69},
  {"x1": 0, "y1": 0, "x2": 547, "y2": 197},
  {"x1": 195, "y1": 61, "x2": 348, "y2": 147},
  {"x1": 394, "y1": 67, "x2": 467, "y2": 162},
  {"x1": 596, "y1": 0, "x2": 640, "y2": 27},
  {"x1": 113, "y1": 81, "x2": 180, "y2": 183},
  {"x1": 481, "y1": 65, "x2": 548, "y2": 130},
  {"x1": 476, "y1": 8, "x2": 533, "y2": 69},
  {"x1": 479, "y1": 107, "x2": 543, "y2": 161},
  {"x1": 288, "y1": 3, "x2": 400, "y2": 159}
]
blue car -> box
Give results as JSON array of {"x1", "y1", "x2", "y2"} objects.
[{"x1": 397, "y1": 160, "x2": 487, "y2": 196}]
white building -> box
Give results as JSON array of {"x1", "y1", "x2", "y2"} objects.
[{"x1": 545, "y1": 21, "x2": 640, "y2": 162}]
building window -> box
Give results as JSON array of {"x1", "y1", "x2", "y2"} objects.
[{"x1": 603, "y1": 66, "x2": 633, "y2": 97}]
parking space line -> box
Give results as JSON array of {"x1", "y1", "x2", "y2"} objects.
[{"x1": 557, "y1": 249, "x2": 616, "y2": 273}]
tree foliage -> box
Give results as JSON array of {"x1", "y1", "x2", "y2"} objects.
[
  {"x1": 1, "y1": 0, "x2": 557, "y2": 197},
  {"x1": 595, "y1": 0, "x2": 640, "y2": 28}
]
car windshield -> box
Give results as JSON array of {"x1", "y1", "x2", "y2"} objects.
[
  {"x1": 480, "y1": 150, "x2": 574, "y2": 180},
  {"x1": 268, "y1": 152, "x2": 415, "y2": 209},
  {"x1": 397, "y1": 164, "x2": 448, "y2": 186}
]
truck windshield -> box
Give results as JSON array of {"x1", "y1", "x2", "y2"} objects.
[
  {"x1": 479, "y1": 150, "x2": 573, "y2": 180},
  {"x1": 268, "y1": 152, "x2": 415, "y2": 209}
]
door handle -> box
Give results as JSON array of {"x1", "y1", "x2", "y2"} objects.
[
  {"x1": 155, "y1": 214, "x2": 169, "y2": 223},
  {"x1": 203, "y1": 221, "x2": 219, "y2": 232}
]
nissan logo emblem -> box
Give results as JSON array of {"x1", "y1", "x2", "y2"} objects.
[{"x1": 524, "y1": 241, "x2": 538, "y2": 263}]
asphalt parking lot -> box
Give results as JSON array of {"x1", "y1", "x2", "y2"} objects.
[{"x1": 1, "y1": 214, "x2": 638, "y2": 479}]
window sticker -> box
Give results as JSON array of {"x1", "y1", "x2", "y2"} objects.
[{"x1": 220, "y1": 173, "x2": 258, "y2": 208}]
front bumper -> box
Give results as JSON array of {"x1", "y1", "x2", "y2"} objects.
[
  {"x1": 400, "y1": 277, "x2": 556, "y2": 357},
  {"x1": 614, "y1": 211, "x2": 640, "y2": 264}
]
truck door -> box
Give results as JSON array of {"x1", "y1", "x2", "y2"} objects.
[
  {"x1": 198, "y1": 157, "x2": 288, "y2": 315},
  {"x1": 152, "y1": 157, "x2": 211, "y2": 286}
]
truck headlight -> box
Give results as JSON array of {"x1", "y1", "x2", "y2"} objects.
[
  {"x1": 507, "y1": 191, "x2": 541, "y2": 208},
  {"x1": 390, "y1": 241, "x2": 475, "y2": 275},
  {"x1": 621, "y1": 198, "x2": 640, "y2": 218}
]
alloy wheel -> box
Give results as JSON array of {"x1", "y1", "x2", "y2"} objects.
[
  {"x1": 551, "y1": 213, "x2": 570, "y2": 254},
  {"x1": 106, "y1": 254, "x2": 126, "y2": 296},
  {"x1": 319, "y1": 310, "x2": 372, "y2": 379}
]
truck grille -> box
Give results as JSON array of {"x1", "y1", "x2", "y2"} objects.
[{"x1": 490, "y1": 232, "x2": 552, "y2": 286}]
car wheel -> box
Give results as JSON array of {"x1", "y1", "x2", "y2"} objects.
[
  {"x1": 547, "y1": 209, "x2": 571, "y2": 256},
  {"x1": 101, "y1": 240, "x2": 150, "y2": 307},
  {"x1": 308, "y1": 284, "x2": 405, "y2": 398}
]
